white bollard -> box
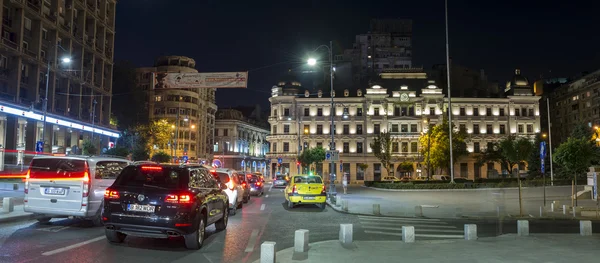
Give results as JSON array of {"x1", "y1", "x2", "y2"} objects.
[
  {"x1": 550, "y1": 203, "x2": 555, "y2": 212},
  {"x1": 402, "y1": 226, "x2": 415, "y2": 243},
  {"x1": 2, "y1": 197, "x2": 14, "y2": 213},
  {"x1": 415, "y1": 205, "x2": 423, "y2": 217},
  {"x1": 373, "y1": 204, "x2": 381, "y2": 215},
  {"x1": 572, "y1": 207, "x2": 577, "y2": 217},
  {"x1": 342, "y1": 200, "x2": 348, "y2": 211},
  {"x1": 580, "y1": 220, "x2": 592, "y2": 236},
  {"x1": 294, "y1": 229, "x2": 309, "y2": 253},
  {"x1": 260, "y1": 241, "x2": 276, "y2": 263},
  {"x1": 540, "y1": 206, "x2": 544, "y2": 217},
  {"x1": 563, "y1": 205, "x2": 568, "y2": 215},
  {"x1": 336, "y1": 195, "x2": 342, "y2": 206},
  {"x1": 517, "y1": 220, "x2": 529, "y2": 236},
  {"x1": 339, "y1": 224, "x2": 353, "y2": 244},
  {"x1": 464, "y1": 224, "x2": 477, "y2": 240}
]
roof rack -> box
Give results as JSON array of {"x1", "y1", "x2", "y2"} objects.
[{"x1": 132, "y1": 161, "x2": 159, "y2": 165}]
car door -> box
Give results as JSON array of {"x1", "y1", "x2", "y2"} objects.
[
  {"x1": 201, "y1": 169, "x2": 226, "y2": 222},
  {"x1": 189, "y1": 168, "x2": 216, "y2": 224},
  {"x1": 231, "y1": 173, "x2": 243, "y2": 204}
]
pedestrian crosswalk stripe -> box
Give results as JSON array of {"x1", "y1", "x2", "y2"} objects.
[
  {"x1": 361, "y1": 223, "x2": 457, "y2": 229},
  {"x1": 364, "y1": 230, "x2": 464, "y2": 239},
  {"x1": 359, "y1": 218, "x2": 449, "y2": 225},
  {"x1": 362, "y1": 226, "x2": 463, "y2": 233},
  {"x1": 358, "y1": 215, "x2": 441, "y2": 221}
]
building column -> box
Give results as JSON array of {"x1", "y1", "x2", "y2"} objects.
[{"x1": 0, "y1": 115, "x2": 7, "y2": 171}]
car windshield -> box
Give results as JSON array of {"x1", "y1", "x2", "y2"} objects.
[
  {"x1": 276, "y1": 175, "x2": 286, "y2": 180},
  {"x1": 293, "y1": 176, "x2": 322, "y2": 184},
  {"x1": 114, "y1": 166, "x2": 188, "y2": 189}
]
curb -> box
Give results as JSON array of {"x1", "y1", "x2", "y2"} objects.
[
  {"x1": 0, "y1": 213, "x2": 36, "y2": 224},
  {"x1": 361, "y1": 185, "x2": 573, "y2": 192}
]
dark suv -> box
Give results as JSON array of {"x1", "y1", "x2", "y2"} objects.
[{"x1": 102, "y1": 164, "x2": 229, "y2": 249}]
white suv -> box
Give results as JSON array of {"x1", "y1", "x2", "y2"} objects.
[
  {"x1": 213, "y1": 168, "x2": 244, "y2": 215},
  {"x1": 24, "y1": 155, "x2": 131, "y2": 225}
]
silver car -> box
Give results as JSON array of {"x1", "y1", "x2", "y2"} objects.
[
  {"x1": 24, "y1": 155, "x2": 131, "y2": 225},
  {"x1": 273, "y1": 175, "x2": 288, "y2": 188}
]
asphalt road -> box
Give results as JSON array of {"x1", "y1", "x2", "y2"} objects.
[{"x1": 0, "y1": 184, "x2": 597, "y2": 263}]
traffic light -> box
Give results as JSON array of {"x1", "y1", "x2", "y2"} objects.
[{"x1": 296, "y1": 161, "x2": 300, "y2": 166}]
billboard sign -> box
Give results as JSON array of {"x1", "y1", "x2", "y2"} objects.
[{"x1": 156, "y1": 72, "x2": 248, "y2": 89}]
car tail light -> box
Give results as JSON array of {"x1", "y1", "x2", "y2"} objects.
[
  {"x1": 321, "y1": 184, "x2": 326, "y2": 194},
  {"x1": 24, "y1": 169, "x2": 30, "y2": 194},
  {"x1": 256, "y1": 182, "x2": 261, "y2": 186},
  {"x1": 166, "y1": 193, "x2": 192, "y2": 204},
  {"x1": 226, "y1": 181, "x2": 234, "y2": 190},
  {"x1": 141, "y1": 166, "x2": 162, "y2": 171},
  {"x1": 292, "y1": 185, "x2": 297, "y2": 194},
  {"x1": 104, "y1": 189, "x2": 120, "y2": 199},
  {"x1": 242, "y1": 182, "x2": 247, "y2": 188},
  {"x1": 82, "y1": 164, "x2": 90, "y2": 198}
]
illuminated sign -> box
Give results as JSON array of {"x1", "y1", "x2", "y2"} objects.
[{"x1": 0, "y1": 104, "x2": 119, "y2": 138}]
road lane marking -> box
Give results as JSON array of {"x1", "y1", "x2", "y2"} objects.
[
  {"x1": 362, "y1": 226, "x2": 462, "y2": 233},
  {"x1": 420, "y1": 205, "x2": 440, "y2": 208},
  {"x1": 361, "y1": 224, "x2": 456, "y2": 229},
  {"x1": 244, "y1": 229, "x2": 260, "y2": 252},
  {"x1": 37, "y1": 226, "x2": 71, "y2": 232},
  {"x1": 260, "y1": 204, "x2": 266, "y2": 211},
  {"x1": 265, "y1": 195, "x2": 269, "y2": 198},
  {"x1": 358, "y1": 215, "x2": 440, "y2": 221},
  {"x1": 41, "y1": 236, "x2": 104, "y2": 256}
]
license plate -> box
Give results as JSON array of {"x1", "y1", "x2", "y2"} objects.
[
  {"x1": 44, "y1": 188, "x2": 66, "y2": 195},
  {"x1": 127, "y1": 204, "x2": 156, "y2": 213},
  {"x1": 303, "y1": 196, "x2": 316, "y2": 200}
]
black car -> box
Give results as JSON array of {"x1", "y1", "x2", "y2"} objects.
[
  {"x1": 102, "y1": 164, "x2": 229, "y2": 249},
  {"x1": 247, "y1": 174, "x2": 264, "y2": 196}
]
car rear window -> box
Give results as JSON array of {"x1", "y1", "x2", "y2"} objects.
[
  {"x1": 216, "y1": 172, "x2": 230, "y2": 183},
  {"x1": 29, "y1": 158, "x2": 87, "y2": 179},
  {"x1": 276, "y1": 175, "x2": 285, "y2": 180},
  {"x1": 293, "y1": 176, "x2": 322, "y2": 184},
  {"x1": 114, "y1": 166, "x2": 189, "y2": 189}
]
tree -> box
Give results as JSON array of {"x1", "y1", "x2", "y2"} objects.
[
  {"x1": 480, "y1": 135, "x2": 534, "y2": 179},
  {"x1": 370, "y1": 131, "x2": 394, "y2": 177},
  {"x1": 104, "y1": 147, "x2": 129, "y2": 157},
  {"x1": 82, "y1": 139, "x2": 98, "y2": 155},
  {"x1": 419, "y1": 119, "x2": 468, "y2": 175},
  {"x1": 554, "y1": 137, "x2": 596, "y2": 180},
  {"x1": 526, "y1": 135, "x2": 544, "y2": 178},
  {"x1": 298, "y1": 146, "x2": 326, "y2": 173},
  {"x1": 570, "y1": 123, "x2": 592, "y2": 140},
  {"x1": 146, "y1": 119, "x2": 172, "y2": 154},
  {"x1": 151, "y1": 151, "x2": 172, "y2": 163}
]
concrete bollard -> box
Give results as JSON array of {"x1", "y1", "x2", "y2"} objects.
[
  {"x1": 517, "y1": 220, "x2": 529, "y2": 236},
  {"x1": 260, "y1": 241, "x2": 276, "y2": 263},
  {"x1": 2, "y1": 197, "x2": 14, "y2": 213},
  {"x1": 339, "y1": 224, "x2": 353, "y2": 244},
  {"x1": 342, "y1": 200, "x2": 348, "y2": 212},
  {"x1": 336, "y1": 195, "x2": 342, "y2": 206},
  {"x1": 563, "y1": 205, "x2": 568, "y2": 215},
  {"x1": 402, "y1": 226, "x2": 415, "y2": 243},
  {"x1": 540, "y1": 206, "x2": 544, "y2": 217},
  {"x1": 497, "y1": 206, "x2": 505, "y2": 217},
  {"x1": 550, "y1": 203, "x2": 555, "y2": 212},
  {"x1": 580, "y1": 220, "x2": 592, "y2": 236},
  {"x1": 373, "y1": 204, "x2": 381, "y2": 215},
  {"x1": 415, "y1": 205, "x2": 423, "y2": 217},
  {"x1": 464, "y1": 224, "x2": 477, "y2": 240},
  {"x1": 294, "y1": 229, "x2": 309, "y2": 253}
]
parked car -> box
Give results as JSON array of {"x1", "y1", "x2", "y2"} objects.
[
  {"x1": 236, "y1": 173, "x2": 251, "y2": 203},
  {"x1": 24, "y1": 155, "x2": 131, "y2": 225},
  {"x1": 246, "y1": 174, "x2": 264, "y2": 196},
  {"x1": 102, "y1": 164, "x2": 229, "y2": 249},
  {"x1": 213, "y1": 168, "x2": 244, "y2": 215}
]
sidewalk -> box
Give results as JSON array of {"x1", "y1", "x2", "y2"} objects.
[
  {"x1": 254, "y1": 234, "x2": 600, "y2": 263},
  {"x1": 330, "y1": 185, "x2": 600, "y2": 219},
  {"x1": 0, "y1": 205, "x2": 35, "y2": 224}
]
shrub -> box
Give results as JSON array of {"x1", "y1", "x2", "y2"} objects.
[{"x1": 151, "y1": 151, "x2": 171, "y2": 163}]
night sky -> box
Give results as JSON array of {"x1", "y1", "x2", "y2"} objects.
[{"x1": 115, "y1": 0, "x2": 599, "y2": 108}]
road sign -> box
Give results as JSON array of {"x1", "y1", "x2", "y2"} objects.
[
  {"x1": 540, "y1": 141, "x2": 546, "y2": 159},
  {"x1": 36, "y1": 141, "x2": 44, "y2": 153},
  {"x1": 340, "y1": 163, "x2": 343, "y2": 171},
  {"x1": 325, "y1": 150, "x2": 339, "y2": 161},
  {"x1": 277, "y1": 158, "x2": 283, "y2": 164},
  {"x1": 541, "y1": 158, "x2": 545, "y2": 173},
  {"x1": 182, "y1": 156, "x2": 189, "y2": 163}
]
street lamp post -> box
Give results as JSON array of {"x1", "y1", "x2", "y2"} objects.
[
  {"x1": 308, "y1": 41, "x2": 336, "y2": 198},
  {"x1": 41, "y1": 47, "x2": 71, "y2": 152},
  {"x1": 445, "y1": 0, "x2": 455, "y2": 183},
  {"x1": 426, "y1": 118, "x2": 432, "y2": 180}
]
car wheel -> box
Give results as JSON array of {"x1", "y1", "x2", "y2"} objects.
[
  {"x1": 318, "y1": 203, "x2": 326, "y2": 210},
  {"x1": 237, "y1": 200, "x2": 243, "y2": 209},
  {"x1": 91, "y1": 204, "x2": 104, "y2": 227},
  {"x1": 36, "y1": 216, "x2": 51, "y2": 223},
  {"x1": 105, "y1": 229, "x2": 126, "y2": 243},
  {"x1": 184, "y1": 216, "x2": 205, "y2": 250},
  {"x1": 229, "y1": 203, "x2": 237, "y2": 216},
  {"x1": 287, "y1": 199, "x2": 294, "y2": 209},
  {"x1": 244, "y1": 194, "x2": 250, "y2": 203},
  {"x1": 215, "y1": 207, "x2": 228, "y2": 231}
]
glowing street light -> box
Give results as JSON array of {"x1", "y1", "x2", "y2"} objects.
[{"x1": 307, "y1": 58, "x2": 317, "y2": 66}]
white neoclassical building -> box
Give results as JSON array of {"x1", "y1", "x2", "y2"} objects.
[
  {"x1": 213, "y1": 109, "x2": 270, "y2": 175},
  {"x1": 266, "y1": 69, "x2": 541, "y2": 182}
]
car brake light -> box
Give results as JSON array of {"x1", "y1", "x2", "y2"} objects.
[
  {"x1": 292, "y1": 185, "x2": 297, "y2": 194},
  {"x1": 242, "y1": 182, "x2": 247, "y2": 188},
  {"x1": 321, "y1": 184, "x2": 326, "y2": 194},
  {"x1": 166, "y1": 193, "x2": 192, "y2": 204},
  {"x1": 256, "y1": 182, "x2": 261, "y2": 186},
  {"x1": 226, "y1": 181, "x2": 234, "y2": 190},
  {"x1": 141, "y1": 166, "x2": 162, "y2": 171},
  {"x1": 24, "y1": 169, "x2": 30, "y2": 194},
  {"x1": 104, "y1": 189, "x2": 120, "y2": 199},
  {"x1": 82, "y1": 164, "x2": 90, "y2": 197}
]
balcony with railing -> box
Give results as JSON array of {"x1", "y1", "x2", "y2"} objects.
[
  {"x1": 24, "y1": 48, "x2": 38, "y2": 58},
  {"x1": 2, "y1": 18, "x2": 12, "y2": 28},
  {"x1": 1, "y1": 37, "x2": 19, "y2": 50},
  {"x1": 27, "y1": 0, "x2": 41, "y2": 12}
]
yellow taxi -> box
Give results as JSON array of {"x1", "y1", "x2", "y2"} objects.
[{"x1": 285, "y1": 174, "x2": 326, "y2": 209}]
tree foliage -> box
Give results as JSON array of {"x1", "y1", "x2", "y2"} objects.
[
  {"x1": 419, "y1": 119, "x2": 468, "y2": 175},
  {"x1": 151, "y1": 151, "x2": 172, "y2": 163},
  {"x1": 82, "y1": 139, "x2": 98, "y2": 155},
  {"x1": 553, "y1": 137, "x2": 596, "y2": 180},
  {"x1": 526, "y1": 135, "x2": 544, "y2": 178},
  {"x1": 478, "y1": 135, "x2": 534, "y2": 179},
  {"x1": 104, "y1": 147, "x2": 130, "y2": 157},
  {"x1": 370, "y1": 131, "x2": 394, "y2": 177},
  {"x1": 297, "y1": 146, "x2": 326, "y2": 172}
]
